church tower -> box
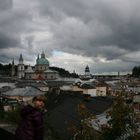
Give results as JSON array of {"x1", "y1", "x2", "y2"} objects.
[
  {"x1": 85, "y1": 65, "x2": 90, "y2": 76},
  {"x1": 18, "y1": 54, "x2": 25, "y2": 78},
  {"x1": 35, "y1": 52, "x2": 49, "y2": 72},
  {"x1": 84, "y1": 65, "x2": 92, "y2": 79},
  {"x1": 11, "y1": 59, "x2": 15, "y2": 77}
]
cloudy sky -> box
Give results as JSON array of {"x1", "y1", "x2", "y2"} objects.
[{"x1": 0, "y1": 0, "x2": 140, "y2": 75}]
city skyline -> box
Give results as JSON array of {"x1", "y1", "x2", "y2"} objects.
[{"x1": 0, "y1": 0, "x2": 140, "y2": 75}]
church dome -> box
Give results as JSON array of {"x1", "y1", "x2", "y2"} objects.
[
  {"x1": 36, "y1": 52, "x2": 49, "y2": 65},
  {"x1": 37, "y1": 58, "x2": 49, "y2": 65}
]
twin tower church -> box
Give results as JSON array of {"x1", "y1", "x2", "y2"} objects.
[
  {"x1": 11, "y1": 52, "x2": 92, "y2": 80},
  {"x1": 12, "y1": 52, "x2": 59, "y2": 80}
]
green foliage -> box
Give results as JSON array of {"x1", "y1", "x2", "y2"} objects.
[
  {"x1": 132, "y1": 66, "x2": 140, "y2": 77},
  {"x1": 4, "y1": 107, "x2": 21, "y2": 124},
  {"x1": 75, "y1": 120, "x2": 101, "y2": 140},
  {"x1": 0, "y1": 105, "x2": 21, "y2": 124},
  {"x1": 73, "y1": 95, "x2": 140, "y2": 140},
  {"x1": 101, "y1": 94, "x2": 139, "y2": 140},
  {"x1": 73, "y1": 101, "x2": 101, "y2": 140},
  {"x1": 49, "y1": 66, "x2": 79, "y2": 78},
  {"x1": 44, "y1": 120, "x2": 65, "y2": 140},
  {"x1": 0, "y1": 63, "x2": 12, "y2": 76}
]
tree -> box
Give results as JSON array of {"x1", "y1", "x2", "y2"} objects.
[
  {"x1": 132, "y1": 66, "x2": 140, "y2": 77},
  {"x1": 50, "y1": 66, "x2": 79, "y2": 78},
  {"x1": 72, "y1": 101, "x2": 101, "y2": 140},
  {"x1": 73, "y1": 95, "x2": 140, "y2": 140},
  {"x1": 0, "y1": 63, "x2": 12, "y2": 76},
  {"x1": 101, "y1": 94, "x2": 140, "y2": 140}
]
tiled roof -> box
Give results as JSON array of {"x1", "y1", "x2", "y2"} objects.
[
  {"x1": 2, "y1": 86, "x2": 44, "y2": 96},
  {"x1": 80, "y1": 82, "x2": 96, "y2": 89},
  {"x1": 45, "y1": 93, "x2": 114, "y2": 140},
  {"x1": 25, "y1": 65, "x2": 34, "y2": 73}
]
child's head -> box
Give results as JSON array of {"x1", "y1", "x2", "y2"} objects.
[{"x1": 32, "y1": 95, "x2": 46, "y2": 109}]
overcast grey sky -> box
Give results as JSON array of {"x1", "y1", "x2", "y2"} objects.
[{"x1": 0, "y1": 0, "x2": 140, "y2": 75}]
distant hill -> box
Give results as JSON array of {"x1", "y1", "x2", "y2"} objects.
[{"x1": 49, "y1": 66, "x2": 79, "y2": 78}]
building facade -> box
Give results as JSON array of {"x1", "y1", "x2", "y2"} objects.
[{"x1": 17, "y1": 52, "x2": 59, "y2": 80}]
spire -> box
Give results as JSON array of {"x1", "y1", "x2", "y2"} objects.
[
  {"x1": 19, "y1": 54, "x2": 23, "y2": 61},
  {"x1": 19, "y1": 54, "x2": 24, "y2": 64},
  {"x1": 41, "y1": 51, "x2": 45, "y2": 58},
  {"x1": 36, "y1": 54, "x2": 40, "y2": 64},
  {"x1": 37, "y1": 54, "x2": 39, "y2": 59},
  {"x1": 36, "y1": 54, "x2": 39, "y2": 60},
  {"x1": 11, "y1": 59, "x2": 15, "y2": 77},
  {"x1": 12, "y1": 59, "x2": 14, "y2": 65}
]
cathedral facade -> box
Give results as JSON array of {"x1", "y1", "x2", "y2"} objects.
[{"x1": 17, "y1": 52, "x2": 59, "y2": 80}]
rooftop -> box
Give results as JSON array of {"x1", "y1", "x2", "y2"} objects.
[
  {"x1": 2, "y1": 86, "x2": 44, "y2": 97},
  {"x1": 45, "y1": 92, "x2": 114, "y2": 139}
]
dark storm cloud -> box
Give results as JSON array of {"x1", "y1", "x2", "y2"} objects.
[
  {"x1": 38, "y1": 0, "x2": 140, "y2": 61},
  {"x1": 0, "y1": 0, "x2": 20, "y2": 50},
  {"x1": 0, "y1": 32, "x2": 20, "y2": 48},
  {"x1": 0, "y1": 0, "x2": 140, "y2": 74},
  {"x1": 0, "y1": 0, "x2": 35, "y2": 63},
  {"x1": 0, "y1": 0, "x2": 34, "y2": 49},
  {"x1": 0, "y1": 0, "x2": 13, "y2": 11}
]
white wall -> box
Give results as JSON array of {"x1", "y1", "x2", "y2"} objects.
[{"x1": 83, "y1": 89, "x2": 97, "y2": 97}]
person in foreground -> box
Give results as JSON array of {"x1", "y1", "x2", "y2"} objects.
[{"x1": 15, "y1": 95, "x2": 47, "y2": 140}]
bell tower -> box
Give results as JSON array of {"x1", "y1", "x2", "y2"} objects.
[
  {"x1": 85, "y1": 65, "x2": 90, "y2": 76},
  {"x1": 84, "y1": 65, "x2": 92, "y2": 79},
  {"x1": 11, "y1": 59, "x2": 15, "y2": 77},
  {"x1": 18, "y1": 54, "x2": 25, "y2": 78}
]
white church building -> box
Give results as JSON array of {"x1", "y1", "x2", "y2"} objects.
[{"x1": 17, "y1": 52, "x2": 59, "y2": 80}]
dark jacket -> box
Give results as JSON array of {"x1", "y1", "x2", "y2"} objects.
[{"x1": 15, "y1": 105, "x2": 44, "y2": 140}]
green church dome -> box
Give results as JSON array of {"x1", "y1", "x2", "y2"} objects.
[
  {"x1": 37, "y1": 58, "x2": 49, "y2": 65},
  {"x1": 36, "y1": 52, "x2": 49, "y2": 65}
]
